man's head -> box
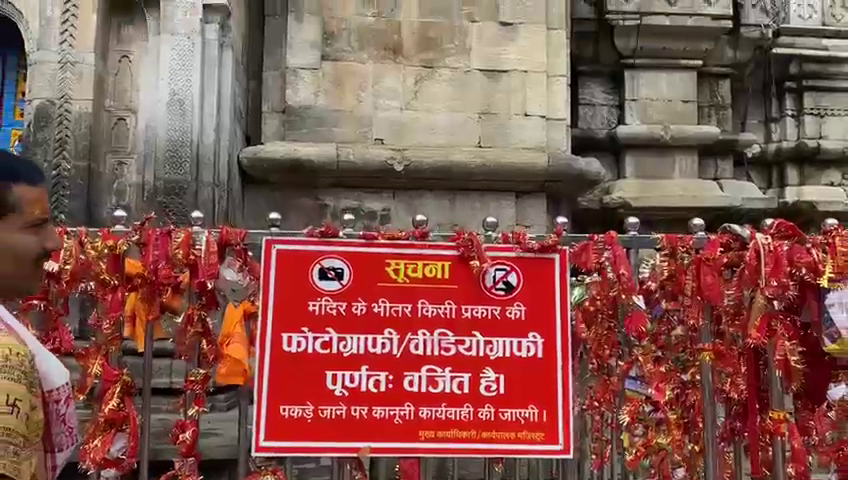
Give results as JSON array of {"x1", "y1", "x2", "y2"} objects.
[{"x1": 0, "y1": 151, "x2": 60, "y2": 300}]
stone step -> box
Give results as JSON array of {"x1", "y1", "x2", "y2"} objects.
[
  {"x1": 73, "y1": 404, "x2": 247, "y2": 462},
  {"x1": 63, "y1": 340, "x2": 254, "y2": 391}
]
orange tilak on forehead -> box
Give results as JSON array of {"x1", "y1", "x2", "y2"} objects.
[{"x1": 11, "y1": 185, "x2": 49, "y2": 218}]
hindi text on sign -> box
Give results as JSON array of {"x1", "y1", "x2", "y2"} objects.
[
  {"x1": 255, "y1": 239, "x2": 571, "y2": 457},
  {"x1": 385, "y1": 260, "x2": 451, "y2": 284}
]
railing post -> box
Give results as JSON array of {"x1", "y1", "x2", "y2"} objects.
[
  {"x1": 690, "y1": 217, "x2": 719, "y2": 480},
  {"x1": 412, "y1": 213, "x2": 432, "y2": 480},
  {"x1": 554, "y1": 215, "x2": 575, "y2": 480},
  {"x1": 92, "y1": 209, "x2": 131, "y2": 480},
  {"x1": 182, "y1": 210, "x2": 205, "y2": 452},
  {"x1": 330, "y1": 212, "x2": 357, "y2": 480},
  {"x1": 612, "y1": 216, "x2": 640, "y2": 480},
  {"x1": 823, "y1": 217, "x2": 840, "y2": 232},
  {"x1": 264, "y1": 212, "x2": 294, "y2": 480},
  {"x1": 412, "y1": 213, "x2": 428, "y2": 231},
  {"x1": 481, "y1": 216, "x2": 499, "y2": 480},
  {"x1": 132, "y1": 210, "x2": 153, "y2": 480},
  {"x1": 236, "y1": 213, "x2": 280, "y2": 480},
  {"x1": 732, "y1": 441, "x2": 743, "y2": 480},
  {"x1": 341, "y1": 211, "x2": 356, "y2": 236},
  {"x1": 759, "y1": 218, "x2": 786, "y2": 480},
  {"x1": 268, "y1": 211, "x2": 283, "y2": 232},
  {"x1": 482, "y1": 216, "x2": 499, "y2": 243}
]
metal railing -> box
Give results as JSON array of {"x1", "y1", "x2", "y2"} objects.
[{"x1": 70, "y1": 209, "x2": 831, "y2": 480}]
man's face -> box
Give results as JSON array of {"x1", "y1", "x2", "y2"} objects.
[{"x1": 0, "y1": 185, "x2": 60, "y2": 300}]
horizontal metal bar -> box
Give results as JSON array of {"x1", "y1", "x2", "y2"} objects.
[{"x1": 64, "y1": 226, "x2": 674, "y2": 250}]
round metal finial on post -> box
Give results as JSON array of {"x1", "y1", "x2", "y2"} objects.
[
  {"x1": 688, "y1": 217, "x2": 706, "y2": 236},
  {"x1": 554, "y1": 216, "x2": 569, "y2": 233},
  {"x1": 761, "y1": 218, "x2": 775, "y2": 230},
  {"x1": 822, "y1": 217, "x2": 840, "y2": 232},
  {"x1": 341, "y1": 212, "x2": 357, "y2": 232},
  {"x1": 267, "y1": 212, "x2": 282, "y2": 232},
  {"x1": 190, "y1": 210, "x2": 205, "y2": 230},
  {"x1": 624, "y1": 216, "x2": 640, "y2": 234},
  {"x1": 112, "y1": 208, "x2": 128, "y2": 230},
  {"x1": 412, "y1": 213, "x2": 429, "y2": 230},
  {"x1": 482, "y1": 216, "x2": 499, "y2": 233},
  {"x1": 692, "y1": 213, "x2": 718, "y2": 480}
]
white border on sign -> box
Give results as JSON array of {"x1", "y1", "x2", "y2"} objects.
[
  {"x1": 254, "y1": 241, "x2": 571, "y2": 458},
  {"x1": 309, "y1": 255, "x2": 354, "y2": 294},
  {"x1": 480, "y1": 260, "x2": 524, "y2": 300}
]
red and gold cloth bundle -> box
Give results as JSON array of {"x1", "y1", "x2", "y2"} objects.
[
  {"x1": 245, "y1": 465, "x2": 287, "y2": 480},
  {"x1": 623, "y1": 234, "x2": 713, "y2": 478},
  {"x1": 500, "y1": 226, "x2": 564, "y2": 254},
  {"x1": 215, "y1": 227, "x2": 261, "y2": 386},
  {"x1": 358, "y1": 226, "x2": 431, "y2": 241},
  {"x1": 18, "y1": 227, "x2": 84, "y2": 354},
  {"x1": 571, "y1": 220, "x2": 846, "y2": 480},
  {"x1": 571, "y1": 232, "x2": 647, "y2": 471},
  {"x1": 735, "y1": 220, "x2": 821, "y2": 479},
  {"x1": 78, "y1": 363, "x2": 140, "y2": 474},
  {"x1": 450, "y1": 229, "x2": 489, "y2": 273},
  {"x1": 123, "y1": 224, "x2": 189, "y2": 352}
]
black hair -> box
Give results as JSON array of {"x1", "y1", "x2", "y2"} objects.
[{"x1": 0, "y1": 150, "x2": 46, "y2": 219}]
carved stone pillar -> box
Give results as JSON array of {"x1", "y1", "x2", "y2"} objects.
[
  {"x1": 699, "y1": 35, "x2": 776, "y2": 211},
  {"x1": 90, "y1": 0, "x2": 153, "y2": 225},
  {"x1": 48, "y1": 0, "x2": 98, "y2": 225},
  {"x1": 199, "y1": 1, "x2": 237, "y2": 225},
  {"x1": 762, "y1": 46, "x2": 848, "y2": 213},
  {"x1": 592, "y1": 0, "x2": 746, "y2": 217},
  {"x1": 156, "y1": 0, "x2": 204, "y2": 224},
  {"x1": 739, "y1": 0, "x2": 848, "y2": 214}
]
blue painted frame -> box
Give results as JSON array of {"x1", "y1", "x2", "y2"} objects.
[{"x1": 0, "y1": 15, "x2": 25, "y2": 154}]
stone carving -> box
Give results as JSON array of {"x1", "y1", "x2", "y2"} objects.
[
  {"x1": 50, "y1": 0, "x2": 80, "y2": 223},
  {"x1": 112, "y1": 55, "x2": 134, "y2": 107},
  {"x1": 108, "y1": 155, "x2": 134, "y2": 208},
  {"x1": 161, "y1": 0, "x2": 196, "y2": 224},
  {"x1": 386, "y1": 155, "x2": 411, "y2": 172},
  {"x1": 751, "y1": 0, "x2": 781, "y2": 22},
  {"x1": 804, "y1": 106, "x2": 848, "y2": 116},
  {"x1": 116, "y1": 17, "x2": 135, "y2": 47},
  {"x1": 794, "y1": 0, "x2": 820, "y2": 20},
  {"x1": 826, "y1": 0, "x2": 848, "y2": 24},
  {"x1": 164, "y1": 38, "x2": 194, "y2": 180},
  {"x1": 830, "y1": 0, "x2": 846, "y2": 21},
  {"x1": 110, "y1": 117, "x2": 131, "y2": 151}
]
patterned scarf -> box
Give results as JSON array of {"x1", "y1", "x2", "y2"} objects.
[{"x1": 0, "y1": 306, "x2": 79, "y2": 479}]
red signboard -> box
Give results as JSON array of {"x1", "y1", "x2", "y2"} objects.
[{"x1": 253, "y1": 238, "x2": 572, "y2": 458}]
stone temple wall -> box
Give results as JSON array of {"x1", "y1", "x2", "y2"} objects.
[
  {"x1": 569, "y1": 0, "x2": 848, "y2": 230},
  {"x1": 241, "y1": 0, "x2": 848, "y2": 235},
  {"x1": 4, "y1": 0, "x2": 251, "y2": 228},
  {"x1": 240, "y1": 0, "x2": 605, "y2": 233},
  {"x1": 8, "y1": 0, "x2": 848, "y2": 236}
]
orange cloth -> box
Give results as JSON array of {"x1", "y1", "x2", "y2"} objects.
[
  {"x1": 122, "y1": 259, "x2": 187, "y2": 352},
  {"x1": 215, "y1": 301, "x2": 255, "y2": 386}
]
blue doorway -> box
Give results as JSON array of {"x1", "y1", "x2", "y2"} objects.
[{"x1": 0, "y1": 15, "x2": 25, "y2": 154}]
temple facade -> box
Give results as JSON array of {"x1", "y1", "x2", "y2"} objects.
[
  {"x1": 2, "y1": 0, "x2": 847, "y2": 476},
  {"x1": 6, "y1": 0, "x2": 847, "y2": 232}
]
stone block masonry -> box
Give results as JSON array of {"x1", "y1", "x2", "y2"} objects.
[
  {"x1": 261, "y1": 0, "x2": 576, "y2": 154},
  {"x1": 247, "y1": 0, "x2": 607, "y2": 207}
]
